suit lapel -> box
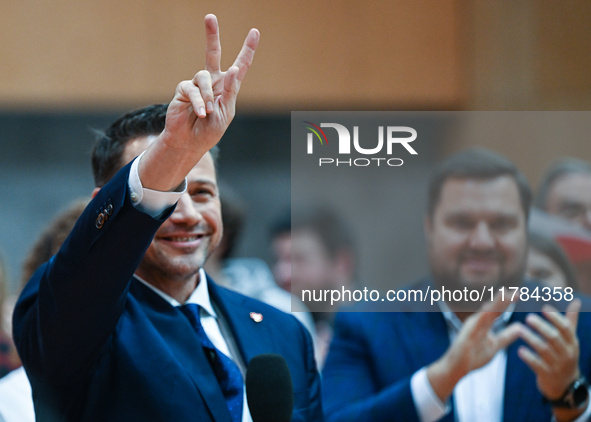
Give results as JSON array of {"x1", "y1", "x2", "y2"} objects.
[
  {"x1": 401, "y1": 311, "x2": 450, "y2": 368},
  {"x1": 208, "y1": 277, "x2": 273, "y2": 365},
  {"x1": 391, "y1": 280, "x2": 456, "y2": 422},
  {"x1": 396, "y1": 311, "x2": 456, "y2": 422},
  {"x1": 503, "y1": 311, "x2": 538, "y2": 422},
  {"x1": 393, "y1": 280, "x2": 451, "y2": 370},
  {"x1": 131, "y1": 279, "x2": 232, "y2": 422}
]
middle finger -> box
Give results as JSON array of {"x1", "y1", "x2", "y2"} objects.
[
  {"x1": 519, "y1": 325, "x2": 559, "y2": 362},
  {"x1": 525, "y1": 313, "x2": 567, "y2": 355}
]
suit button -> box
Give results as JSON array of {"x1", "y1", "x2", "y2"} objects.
[
  {"x1": 96, "y1": 213, "x2": 105, "y2": 229},
  {"x1": 106, "y1": 204, "x2": 113, "y2": 215}
]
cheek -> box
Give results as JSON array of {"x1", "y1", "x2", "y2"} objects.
[
  {"x1": 206, "y1": 210, "x2": 223, "y2": 242},
  {"x1": 431, "y1": 231, "x2": 467, "y2": 258},
  {"x1": 499, "y1": 233, "x2": 527, "y2": 261}
]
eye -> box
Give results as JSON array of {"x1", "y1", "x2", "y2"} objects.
[
  {"x1": 529, "y1": 267, "x2": 553, "y2": 281},
  {"x1": 448, "y1": 216, "x2": 473, "y2": 230},
  {"x1": 190, "y1": 187, "x2": 215, "y2": 200},
  {"x1": 560, "y1": 203, "x2": 585, "y2": 219},
  {"x1": 490, "y1": 217, "x2": 516, "y2": 232}
]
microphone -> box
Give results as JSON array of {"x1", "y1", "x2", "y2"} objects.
[{"x1": 246, "y1": 353, "x2": 294, "y2": 422}]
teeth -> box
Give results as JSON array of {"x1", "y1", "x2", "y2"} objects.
[{"x1": 169, "y1": 236, "x2": 200, "y2": 242}]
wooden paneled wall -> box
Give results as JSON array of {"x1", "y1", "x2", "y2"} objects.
[
  {"x1": 0, "y1": 0, "x2": 464, "y2": 111},
  {"x1": 448, "y1": 0, "x2": 591, "y2": 187}
]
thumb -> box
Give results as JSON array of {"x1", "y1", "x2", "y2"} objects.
[{"x1": 495, "y1": 322, "x2": 522, "y2": 350}]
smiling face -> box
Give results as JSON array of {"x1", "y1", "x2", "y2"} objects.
[
  {"x1": 124, "y1": 137, "x2": 222, "y2": 289},
  {"x1": 426, "y1": 176, "x2": 528, "y2": 296}
]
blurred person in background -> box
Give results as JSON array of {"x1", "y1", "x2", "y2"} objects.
[
  {"x1": 0, "y1": 252, "x2": 20, "y2": 379},
  {"x1": 323, "y1": 148, "x2": 591, "y2": 422},
  {"x1": 270, "y1": 210, "x2": 292, "y2": 293},
  {"x1": 203, "y1": 185, "x2": 316, "y2": 338},
  {"x1": 20, "y1": 199, "x2": 89, "y2": 286},
  {"x1": 535, "y1": 159, "x2": 591, "y2": 294},
  {"x1": 0, "y1": 199, "x2": 87, "y2": 422},
  {"x1": 527, "y1": 231, "x2": 579, "y2": 290},
  {"x1": 270, "y1": 206, "x2": 356, "y2": 369},
  {"x1": 536, "y1": 159, "x2": 591, "y2": 232}
]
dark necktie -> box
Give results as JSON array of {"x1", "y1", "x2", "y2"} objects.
[{"x1": 180, "y1": 303, "x2": 244, "y2": 422}]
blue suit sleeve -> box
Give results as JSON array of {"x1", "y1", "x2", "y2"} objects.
[
  {"x1": 322, "y1": 312, "x2": 420, "y2": 422},
  {"x1": 12, "y1": 163, "x2": 172, "y2": 386}
]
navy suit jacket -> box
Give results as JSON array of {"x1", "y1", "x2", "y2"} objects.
[
  {"x1": 322, "y1": 281, "x2": 591, "y2": 422},
  {"x1": 13, "y1": 163, "x2": 323, "y2": 422}
]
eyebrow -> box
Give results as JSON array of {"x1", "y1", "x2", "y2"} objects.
[
  {"x1": 187, "y1": 179, "x2": 217, "y2": 186},
  {"x1": 445, "y1": 211, "x2": 519, "y2": 219}
]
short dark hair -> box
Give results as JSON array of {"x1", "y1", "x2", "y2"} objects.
[
  {"x1": 428, "y1": 148, "x2": 532, "y2": 220},
  {"x1": 289, "y1": 206, "x2": 354, "y2": 260},
  {"x1": 91, "y1": 104, "x2": 219, "y2": 187},
  {"x1": 528, "y1": 231, "x2": 579, "y2": 290},
  {"x1": 535, "y1": 158, "x2": 591, "y2": 210},
  {"x1": 269, "y1": 208, "x2": 291, "y2": 239}
]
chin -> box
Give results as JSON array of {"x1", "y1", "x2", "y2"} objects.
[{"x1": 164, "y1": 257, "x2": 205, "y2": 278}]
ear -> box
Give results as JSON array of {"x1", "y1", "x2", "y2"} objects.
[{"x1": 91, "y1": 187, "x2": 100, "y2": 199}]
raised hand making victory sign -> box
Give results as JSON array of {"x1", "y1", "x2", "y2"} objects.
[{"x1": 140, "y1": 14, "x2": 260, "y2": 193}]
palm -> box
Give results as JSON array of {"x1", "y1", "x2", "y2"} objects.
[
  {"x1": 466, "y1": 330, "x2": 503, "y2": 369},
  {"x1": 452, "y1": 310, "x2": 519, "y2": 375}
]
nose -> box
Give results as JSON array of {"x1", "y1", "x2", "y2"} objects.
[
  {"x1": 169, "y1": 193, "x2": 200, "y2": 225},
  {"x1": 468, "y1": 221, "x2": 495, "y2": 250}
]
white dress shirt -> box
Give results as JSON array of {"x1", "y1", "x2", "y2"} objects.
[
  {"x1": 130, "y1": 154, "x2": 253, "y2": 422},
  {"x1": 0, "y1": 367, "x2": 35, "y2": 422},
  {"x1": 410, "y1": 302, "x2": 591, "y2": 422},
  {"x1": 136, "y1": 270, "x2": 253, "y2": 422}
]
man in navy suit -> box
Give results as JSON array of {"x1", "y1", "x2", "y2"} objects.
[
  {"x1": 323, "y1": 149, "x2": 591, "y2": 422},
  {"x1": 13, "y1": 15, "x2": 322, "y2": 422}
]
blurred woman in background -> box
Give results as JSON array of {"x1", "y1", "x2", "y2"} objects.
[{"x1": 526, "y1": 231, "x2": 579, "y2": 290}]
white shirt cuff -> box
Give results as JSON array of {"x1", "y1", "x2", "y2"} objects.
[
  {"x1": 128, "y1": 151, "x2": 187, "y2": 218},
  {"x1": 552, "y1": 389, "x2": 591, "y2": 422},
  {"x1": 410, "y1": 367, "x2": 451, "y2": 422}
]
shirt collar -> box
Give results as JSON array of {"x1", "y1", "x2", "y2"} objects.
[
  {"x1": 134, "y1": 268, "x2": 217, "y2": 318},
  {"x1": 438, "y1": 300, "x2": 516, "y2": 334}
]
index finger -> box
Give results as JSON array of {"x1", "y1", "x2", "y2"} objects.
[
  {"x1": 540, "y1": 299, "x2": 581, "y2": 343},
  {"x1": 205, "y1": 14, "x2": 222, "y2": 73},
  {"x1": 480, "y1": 290, "x2": 516, "y2": 315},
  {"x1": 232, "y1": 28, "x2": 260, "y2": 83},
  {"x1": 566, "y1": 298, "x2": 581, "y2": 332}
]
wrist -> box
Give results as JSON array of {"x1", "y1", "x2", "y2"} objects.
[
  {"x1": 553, "y1": 399, "x2": 589, "y2": 422},
  {"x1": 427, "y1": 354, "x2": 465, "y2": 402},
  {"x1": 139, "y1": 138, "x2": 202, "y2": 193},
  {"x1": 543, "y1": 372, "x2": 584, "y2": 403},
  {"x1": 545, "y1": 375, "x2": 590, "y2": 422}
]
